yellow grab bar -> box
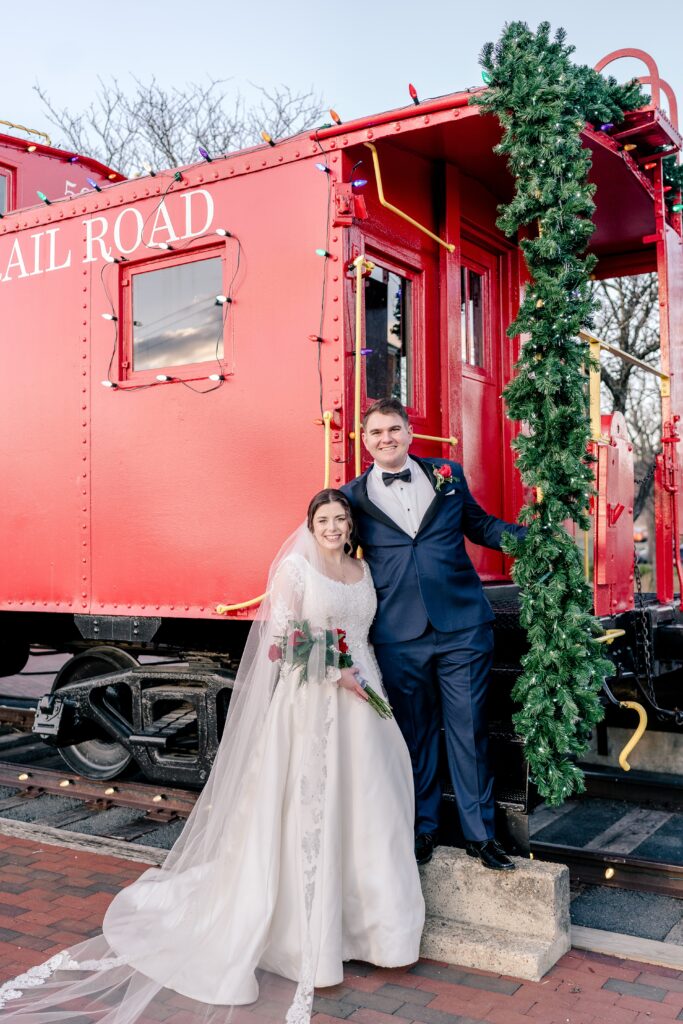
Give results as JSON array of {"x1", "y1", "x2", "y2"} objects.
[
  {"x1": 364, "y1": 143, "x2": 455, "y2": 253},
  {"x1": 323, "y1": 410, "x2": 333, "y2": 488},
  {"x1": 216, "y1": 594, "x2": 267, "y2": 614},
  {"x1": 594, "y1": 629, "x2": 626, "y2": 645},
  {"x1": 413, "y1": 433, "x2": 458, "y2": 446},
  {"x1": 353, "y1": 254, "x2": 375, "y2": 476},
  {"x1": 618, "y1": 700, "x2": 648, "y2": 771}
]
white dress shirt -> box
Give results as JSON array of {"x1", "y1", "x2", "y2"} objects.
[{"x1": 366, "y1": 456, "x2": 436, "y2": 537}]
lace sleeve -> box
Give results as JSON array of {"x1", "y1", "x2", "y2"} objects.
[{"x1": 269, "y1": 555, "x2": 306, "y2": 634}]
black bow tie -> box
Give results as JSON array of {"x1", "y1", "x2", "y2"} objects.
[{"x1": 382, "y1": 468, "x2": 411, "y2": 487}]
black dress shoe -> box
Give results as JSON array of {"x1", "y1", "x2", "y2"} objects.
[
  {"x1": 465, "y1": 839, "x2": 516, "y2": 871},
  {"x1": 415, "y1": 833, "x2": 436, "y2": 865}
]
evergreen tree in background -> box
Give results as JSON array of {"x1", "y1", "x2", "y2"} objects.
[{"x1": 472, "y1": 22, "x2": 647, "y2": 804}]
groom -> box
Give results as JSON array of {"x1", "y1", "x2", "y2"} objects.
[{"x1": 342, "y1": 398, "x2": 526, "y2": 870}]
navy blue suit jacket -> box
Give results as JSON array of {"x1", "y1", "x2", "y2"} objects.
[{"x1": 341, "y1": 457, "x2": 526, "y2": 644}]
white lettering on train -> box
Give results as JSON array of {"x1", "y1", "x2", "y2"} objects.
[{"x1": 0, "y1": 187, "x2": 216, "y2": 283}]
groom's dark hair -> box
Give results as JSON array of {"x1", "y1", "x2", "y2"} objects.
[{"x1": 362, "y1": 398, "x2": 410, "y2": 430}]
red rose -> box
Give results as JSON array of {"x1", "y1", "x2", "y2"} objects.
[
  {"x1": 289, "y1": 629, "x2": 306, "y2": 647},
  {"x1": 438, "y1": 464, "x2": 452, "y2": 478},
  {"x1": 338, "y1": 637, "x2": 349, "y2": 654},
  {"x1": 268, "y1": 644, "x2": 282, "y2": 662}
]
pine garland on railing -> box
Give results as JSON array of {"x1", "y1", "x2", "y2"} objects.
[{"x1": 471, "y1": 22, "x2": 647, "y2": 804}]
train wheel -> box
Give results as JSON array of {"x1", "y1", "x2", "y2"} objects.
[{"x1": 54, "y1": 647, "x2": 137, "y2": 780}]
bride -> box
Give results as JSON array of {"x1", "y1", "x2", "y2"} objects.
[{"x1": 0, "y1": 489, "x2": 425, "y2": 1023}]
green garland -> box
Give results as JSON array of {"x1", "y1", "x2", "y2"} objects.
[{"x1": 472, "y1": 22, "x2": 648, "y2": 804}]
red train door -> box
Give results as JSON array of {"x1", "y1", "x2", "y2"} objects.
[
  {"x1": 459, "y1": 236, "x2": 506, "y2": 578},
  {"x1": 353, "y1": 234, "x2": 442, "y2": 471}
]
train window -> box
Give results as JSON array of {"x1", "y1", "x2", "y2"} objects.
[
  {"x1": 461, "y1": 267, "x2": 485, "y2": 368},
  {"x1": 0, "y1": 171, "x2": 8, "y2": 215},
  {"x1": 131, "y1": 256, "x2": 224, "y2": 372},
  {"x1": 365, "y1": 265, "x2": 413, "y2": 406}
]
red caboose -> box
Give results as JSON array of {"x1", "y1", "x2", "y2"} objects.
[{"x1": 1, "y1": 52, "x2": 682, "y2": 830}]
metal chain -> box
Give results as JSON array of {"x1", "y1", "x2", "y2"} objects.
[
  {"x1": 634, "y1": 460, "x2": 657, "y2": 490},
  {"x1": 632, "y1": 547, "x2": 659, "y2": 709}
]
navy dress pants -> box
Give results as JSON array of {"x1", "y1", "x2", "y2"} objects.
[{"x1": 373, "y1": 623, "x2": 495, "y2": 842}]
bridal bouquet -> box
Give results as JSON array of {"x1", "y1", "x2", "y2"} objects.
[{"x1": 268, "y1": 620, "x2": 393, "y2": 718}]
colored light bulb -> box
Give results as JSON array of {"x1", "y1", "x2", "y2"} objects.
[
  {"x1": 315, "y1": 162, "x2": 331, "y2": 173},
  {"x1": 36, "y1": 191, "x2": 51, "y2": 204},
  {"x1": 329, "y1": 109, "x2": 342, "y2": 126},
  {"x1": 672, "y1": 203, "x2": 683, "y2": 212},
  {"x1": 351, "y1": 178, "x2": 368, "y2": 189},
  {"x1": 623, "y1": 143, "x2": 637, "y2": 152},
  {"x1": 315, "y1": 248, "x2": 331, "y2": 257},
  {"x1": 261, "y1": 130, "x2": 275, "y2": 147},
  {"x1": 86, "y1": 178, "x2": 102, "y2": 192},
  {"x1": 68, "y1": 155, "x2": 79, "y2": 163},
  {"x1": 27, "y1": 144, "x2": 37, "y2": 153},
  {"x1": 409, "y1": 83, "x2": 419, "y2": 105},
  {"x1": 481, "y1": 70, "x2": 492, "y2": 84},
  {"x1": 107, "y1": 173, "x2": 118, "y2": 180},
  {"x1": 198, "y1": 145, "x2": 212, "y2": 162},
  {"x1": 599, "y1": 123, "x2": 614, "y2": 131}
]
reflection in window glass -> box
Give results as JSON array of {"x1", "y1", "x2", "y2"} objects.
[
  {"x1": 0, "y1": 175, "x2": 7, "y2": 215},
  {"x1": 365, "y1": 266, "x2": 413, "y2": 405},
  {"x1": 132, "y1": 257, "x2": 224, "y2": 371},
  {"x1": 460, "y1": 266, "x2": 485, "y2": 368}
]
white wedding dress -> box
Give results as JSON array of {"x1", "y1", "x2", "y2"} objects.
[{"x1": 0, "y1": 542, "x2": 424, "y2": 1023}]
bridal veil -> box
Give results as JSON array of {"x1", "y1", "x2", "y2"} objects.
[{"x1": 0, "y1": 524, "x2": 343, "y2": 1024}]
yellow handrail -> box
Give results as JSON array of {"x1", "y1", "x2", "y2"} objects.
[
  {"x1": 323, "y1": 410, "x2": 333, "y2": 488},
  {"x1": 364, "y1": 143, "x2": 455, "y2": 253},
  {"x1": 413, "y1": 433, "x2": 459, "y2": 446},
  {"x1": 0, "y1": 120, "x2": 52, "y2": 146},
  {"x1": 353, "y1": 254, "x2": 375, "y2": 475},
  {"x1": 216, "y1": 411, "x2": 335, "y2": 614},
  {"x1": 581, "y1": 330, "x2": 670, "y2": 442},
  {"x1": 617, "y1": 700, "x2": 648, "y2": 771}
]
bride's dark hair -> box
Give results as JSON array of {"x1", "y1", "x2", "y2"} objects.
[{"x1": 307, "y1": 489, "x2": 357, "y2": 554}]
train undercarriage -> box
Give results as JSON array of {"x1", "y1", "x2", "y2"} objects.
[{"x1": 2, "y1": 585, "x2": 681, "y2": 851}]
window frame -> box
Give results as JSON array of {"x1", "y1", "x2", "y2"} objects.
[
  {"x1": 362, "y1": 244, "x2": 426, "y2": 419},
  {"x1": 119, "y1": 242, "x2": 231, "y2": 383},
  {"x1": 0, "y1": 165, "x2": 15, "y2": 215},
  {"x1": 459, "y1": 253, "x2": 493, "y2": 383}
]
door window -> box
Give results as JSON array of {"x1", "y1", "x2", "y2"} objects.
[
  {"x1": 461, "y1": 266, "x2": 486, "y2": 369},
  {"x1": 364, "y1": 264, "x2": 413, "y2": 406}
]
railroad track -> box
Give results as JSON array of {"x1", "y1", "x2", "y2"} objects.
[{"x1": 0, "y1": 706, "x2": 197, "y2": 844}]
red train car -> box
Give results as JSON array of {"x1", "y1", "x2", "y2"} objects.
[
  {"x1": 0, "y1": 127, "x2": 124, "y2": 216},
  {"x1": 1, "y1": 53, "x2": 682, "y2": 824}
]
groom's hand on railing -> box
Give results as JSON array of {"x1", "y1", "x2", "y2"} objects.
[{"x1": 338, "y1": 667, "x2": 369, "y2": 702}]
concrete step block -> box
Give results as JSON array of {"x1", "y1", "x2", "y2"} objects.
[
  {"x1": 419, "y1": 847, "x2": 570, "y2": 981},
  {"x1": 421, "y1": 915, "x2": 570, "y2": 981}
]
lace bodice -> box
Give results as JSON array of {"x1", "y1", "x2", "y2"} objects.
[{"x1": 271, "y1": 556, "x2": 376, "y2": 667}]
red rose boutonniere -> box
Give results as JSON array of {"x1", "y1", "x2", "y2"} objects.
[{"x1": 433, "y1": 463, "x2": 453, "y2": 491}]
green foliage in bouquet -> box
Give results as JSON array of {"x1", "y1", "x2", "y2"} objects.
[{"x1": 471, "y1": 22, "x2": 647, "y2": 804}]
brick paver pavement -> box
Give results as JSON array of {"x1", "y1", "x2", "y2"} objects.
[{"x1": 1, "y1": 832, "x2": 682, "y2": 1024}]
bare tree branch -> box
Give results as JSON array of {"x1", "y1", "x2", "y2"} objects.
[
  {"x1": 590, "y1": 274, "x2": 661, "y2": 521},
  {"x1": 33, "y1": 76, "x2": 325, "y2": 176}
]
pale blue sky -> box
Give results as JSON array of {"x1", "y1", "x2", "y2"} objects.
[{"x1": 4, "y1": 1, "x2": 682, "y2": 148}]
